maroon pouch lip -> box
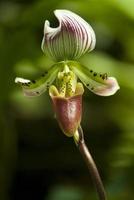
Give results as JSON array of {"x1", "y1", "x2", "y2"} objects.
[{"x1": 51, "y1": 94, "x2": 82, "y2": 137}]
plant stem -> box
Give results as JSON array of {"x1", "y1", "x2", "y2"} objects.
[{"x1": 74, "y1": 126, "x2": 107, "y2": 200}]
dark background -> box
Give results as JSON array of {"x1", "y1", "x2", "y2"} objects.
[{"x1": 0, "y1": 0, "x2": 134, "y2": 199}]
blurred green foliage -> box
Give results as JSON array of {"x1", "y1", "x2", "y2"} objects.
[{"x1": 0, "y1": 0, "x2": 134, "y2": 200}]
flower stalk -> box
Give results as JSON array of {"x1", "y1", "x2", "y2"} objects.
[{"x1": 74, "y1": 126, "x2": 107, "y2": 200}]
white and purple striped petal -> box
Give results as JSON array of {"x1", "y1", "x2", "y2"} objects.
[{"x1": 41, "y1": 9, "x2": 96, "y2": 61}]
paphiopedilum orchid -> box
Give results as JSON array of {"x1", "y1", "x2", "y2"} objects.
[{"x1": 15, "y1": 9, "x2": 120, "y2": 200}]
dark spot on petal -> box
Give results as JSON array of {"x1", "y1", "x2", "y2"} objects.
[
  {"x1": 47, "y1": 82, "x2": 50, "y2": 88},
  {"x1": 102, "y1": 73, "x2": 108, "y2": 80},
  {"x1": 90, "y1": 70, "x2": 93, "y2": 73},
  {"x1": 93, "y1": 73, "x2": 97, "y2": 76},
  {"x1": 91, "y1": 87, "x2": 94, "y2": 90},
  {"x1": 86, "y1": 84, "x2": 89, "y2": 87}
]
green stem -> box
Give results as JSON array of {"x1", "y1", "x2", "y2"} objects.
[{"x1": 74, "y1": 126, "x2": 107, "y2": 200}]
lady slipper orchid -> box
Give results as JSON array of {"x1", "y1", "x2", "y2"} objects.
[
  {"x1": 15, "y1": 10, "x2": 120, "y2": 200},
  {"x1": 15, "y1": 9, "x2": 119, "y2": 100}
]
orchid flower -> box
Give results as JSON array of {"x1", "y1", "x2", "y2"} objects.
[
  {"x1": 15, "y1": 9, "x2": 120, "y2": 200},
  {"x1": 15, "y1": 9, "x2": 119, "y2": 98}
]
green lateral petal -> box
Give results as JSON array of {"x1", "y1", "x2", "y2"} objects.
[
  {"x1": 15, "y1": 63, "x2": 62, "y2": 97},
  {"x1": 68, "y1": 61, "x2": 120, "y2": 96}
]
